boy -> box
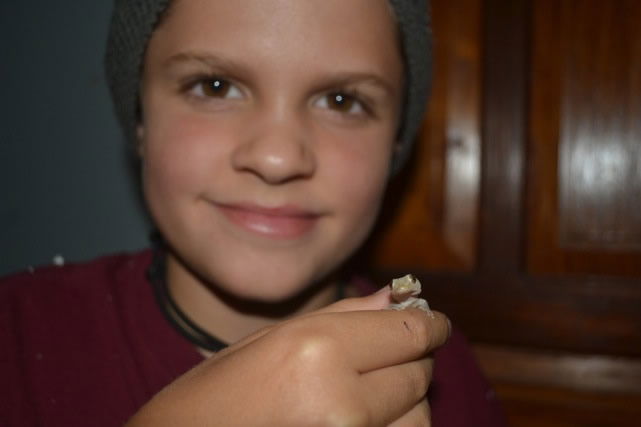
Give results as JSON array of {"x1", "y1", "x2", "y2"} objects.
[{"x1": 1, "y1": 0, "x2": 506, "y2": 425}]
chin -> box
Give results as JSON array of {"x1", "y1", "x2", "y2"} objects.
[{"x1": 200, "y1": 262, "x2": 325, "y2": 304}]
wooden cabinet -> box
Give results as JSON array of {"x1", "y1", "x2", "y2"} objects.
[
  {"x1": 528, "y1": 0, "x2": 641, "y2": 277},
  {"x1": 365, "y1": 0, "x2": 641, "y2": 425}
]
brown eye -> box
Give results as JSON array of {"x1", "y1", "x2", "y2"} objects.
[
  {"x1": 188, "y1": 77, "x2": 243, "y2": 100},
  {"x1": 328, "y1": 92, "x2": 356, "y2": 112},
  {"x1": 315, "y1": 91, "x2": 365, "y2": 115},
  {"x1": 201, "y1": 78, "x2": 231, "y2": 97}
]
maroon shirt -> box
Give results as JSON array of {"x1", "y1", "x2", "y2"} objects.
[{"x1": 0, "y1": 251, "x2": 506, "y2": 426}]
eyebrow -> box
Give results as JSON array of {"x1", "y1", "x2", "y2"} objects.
[
  {"x1": 163, "y1": 51, "x2": 242, "y2": 72},
  {"x1": 315, "y1": 72, "x2": 397, "y2": 98}
]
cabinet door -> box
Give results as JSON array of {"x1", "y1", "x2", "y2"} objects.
[
  {"x1": 368, "y1": 0, "x2": 641, "y2": 358},
  {"x1": 365, "y1": 1, "x2": 641, "y2": 424},
  {"x1": 528, "y1": 0, "x2": 641, "y2": 277}
]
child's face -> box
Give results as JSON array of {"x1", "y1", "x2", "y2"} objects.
[{"x1": 139, "y1": 0, "x2": 404, "y2": 300}]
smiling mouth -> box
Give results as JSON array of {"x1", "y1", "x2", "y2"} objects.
[{"x1": 213, "y1": 202, "x2": 321, "y2": 239}]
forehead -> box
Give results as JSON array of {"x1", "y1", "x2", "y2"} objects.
[{"x1": 146, "y1": 0, "x2": 402, "y2": 84}]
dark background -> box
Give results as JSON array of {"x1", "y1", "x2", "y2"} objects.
[{"x1": 0, "y1": 2, "x2": 149, "y2": 276}]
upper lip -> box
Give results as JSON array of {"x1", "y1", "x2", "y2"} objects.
[{"x1": 213, "y1": 201, "x2": 322, "y2": 218}]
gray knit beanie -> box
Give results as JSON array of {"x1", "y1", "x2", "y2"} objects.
[{"x1": 105, "y1": 0, "x2": 431, "y2": 173}]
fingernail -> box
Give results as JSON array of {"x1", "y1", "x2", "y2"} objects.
[{"x1": 446, "y1": 318, "x2": 452, "y2": 338}]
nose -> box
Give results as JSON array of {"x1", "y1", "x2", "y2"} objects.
[{"x1": 231, "y1": 109, "x2": 317, "y2": 184}]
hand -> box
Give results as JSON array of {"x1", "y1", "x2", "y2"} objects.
[{"x1": 127, "y1": 288, "x2": 451, "y2": 426}]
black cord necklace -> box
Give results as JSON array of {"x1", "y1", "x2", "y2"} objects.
[
  {"x1": 147, "y1": 235, "x2": 346, "y2": 353},
  {"x1": 148, "y1": 241, "x2": 228, "y2": 352}
]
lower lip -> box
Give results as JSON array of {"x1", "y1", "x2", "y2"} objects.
[{"x1": 216, "y1": 205, "x2": 318, "y2": 239}]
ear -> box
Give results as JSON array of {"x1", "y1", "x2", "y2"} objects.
[{"x1": 136, "y1": 124, "x2": 146, "y2": 158}]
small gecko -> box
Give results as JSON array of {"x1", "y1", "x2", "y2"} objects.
[{"x1": 388, "y1": 274, "x2": 432, "y2": 315}]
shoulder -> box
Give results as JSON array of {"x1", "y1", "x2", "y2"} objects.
[
  {"x1": 0, "y1": 250, "x2": 154, "y2": 355},
  {"x1": 0, "y1": 250, "x2": 156, "y2": 426},
  {"x1": 0, "y1": 250, "x2": 153, "y2": 302}
]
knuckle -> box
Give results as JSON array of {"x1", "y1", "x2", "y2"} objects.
[
  {"x1": 277, "y1": 322, "x2": 340, "y2": 368},
  {"x1": 292, "y1": 335, "x2": 335, "y2": 365}
]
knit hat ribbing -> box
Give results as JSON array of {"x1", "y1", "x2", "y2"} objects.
[{"x1": 105, "y1": 0, "x2": 431, "y2": 173}]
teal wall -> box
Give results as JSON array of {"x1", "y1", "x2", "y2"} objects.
[{"x1": 0, "y1": 2, "x2": 150, "y2": 275}]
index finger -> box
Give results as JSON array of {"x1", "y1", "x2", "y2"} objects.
[{"x1": 302, "y1": 308, "x2": 450, "y2": 373}]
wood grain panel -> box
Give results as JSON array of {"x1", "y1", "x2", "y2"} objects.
[
  {"x1": 493, "y1": 383, "x2": 641, "y2": 427},
  {"x1": 473, "y1": 344, "x2": 641, "y2": 394},
  {"x1": 527, "y1": 0, "x2": 641, "y2": 276},
  {"x1": 557, "y1": 0, "x2": 641, "y2": 251},
  {"x1": 368, "y1": 0, "x2": 481, "y2": 271},
  {"x1": 368, "y1": 270, "x2": 641, "y2": 357},
  {"x1": 473, "y1": 344, "x2": 641, "y2": 427},
  {"x1": 478, "y1": 0, "x2": 530, "y2": 275}
]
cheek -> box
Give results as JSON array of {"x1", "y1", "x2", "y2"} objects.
[
  {"x1": 140, "y1": 113, "x2": 231, "y2": 215},
  {"x1": 142, "y1": 115, "x2": 234, "y2": 226}
]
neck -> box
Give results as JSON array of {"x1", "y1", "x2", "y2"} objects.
[{"x1": 164, "y1": 253, "x2": 340, "y2": 347}]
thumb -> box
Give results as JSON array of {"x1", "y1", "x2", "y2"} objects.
[{"x1": 317, "y1": 285, "x2": 392, "y2": 314}]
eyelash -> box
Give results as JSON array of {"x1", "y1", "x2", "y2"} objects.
[
  {"x1": 182, "y1": 76, "x2": 244, "y2": 100},
  {"x1": 180, "y1": 75, "x2": 374, "y2": 118},
  {"x1": 315, "y1": 90, "x2": 373, "y2": 117}
]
